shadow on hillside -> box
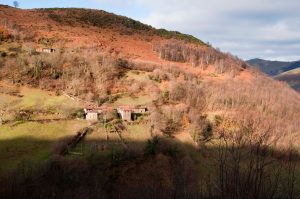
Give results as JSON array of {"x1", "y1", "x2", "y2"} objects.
[{"x1": 0, "y1": 136, "x2": 300, "y2": 199}]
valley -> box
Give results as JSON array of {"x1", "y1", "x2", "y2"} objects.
[{"x1": 1, "y1": 4, "x2": 300, "y2": 199}]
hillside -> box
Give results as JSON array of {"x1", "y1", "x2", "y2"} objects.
[
  {"x1": 247, "y1": 58, "x2": 300, "y2": 76},
  {"x1": 0, "y1": 5, "x2": 205, "y2": 62},
  {"x1": 1, "y1": 5, "x2": 300, "y2": 199}
]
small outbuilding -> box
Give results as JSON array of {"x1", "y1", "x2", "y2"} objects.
[
  {"x1": 133, "y1": 106, "x2": 147, "y2": 114},
  {"x1": 36, "y1": 48, "x2": 56, "y2": 53},
  {"x1": 84, "y1": 108, "x2": 102, "y2": 121}
]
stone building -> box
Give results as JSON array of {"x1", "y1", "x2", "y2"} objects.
[
  {"x1": 85, "y1": 105, "x2": 148, "y2": 122},
  {"x1": 117, "y1": 106, "x2": 133, "y2": 121},
  {"x1": 84, "y1": 108, "x2": 101, "y2": 121},
  {"x1": 36, "y1": 48, "x2": 56, "y2": 53}
]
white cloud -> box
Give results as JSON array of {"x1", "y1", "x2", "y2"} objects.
[{"x1": 130, "y1": 0, "x2": 300, "y2": 61}]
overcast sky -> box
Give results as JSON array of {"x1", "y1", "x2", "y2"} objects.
[{"x1": 1, "y1": 0, "x2": 300, "y2": 61}]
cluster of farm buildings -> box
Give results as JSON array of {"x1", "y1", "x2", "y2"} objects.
[{"x1": 84, "y1": 105, "x2": 147, "y2": 122}]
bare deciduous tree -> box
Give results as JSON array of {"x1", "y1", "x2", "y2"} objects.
[{"x1": 13, "y1": 1, "x2": 19, "y2": 8}]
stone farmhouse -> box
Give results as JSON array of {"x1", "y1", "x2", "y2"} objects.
[
  {"x1": 117, "y1": 105, "x2": 147, "y2": 121},
  {"x1": 84, "y1": 106, "x2": 112, "y2": 121},
  {"x1": 36, "y1": 48, "x2": 56, "y2": 53},
  {"x1": 84, "y1": 108, "x2": 101, "y2": 121},
  {"x1": 117, "y1": 106, "x2": 132, "y2": 121}
]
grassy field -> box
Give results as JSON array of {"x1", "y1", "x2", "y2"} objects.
[
  {"x1": 0, "y1": 81, "x2": 88, "y2": 173},
  {"x1": 0, "y1": 81, "x2": 153, "y2": 173},
  {"x1": 69, "y1": 122, "x2": 152, "y2": 157},
  {"x1": 0, "y1": 82, "x2": 82, "y2": 120},
  {"x1": 0, "y1": 120, "x2": 89, "y2": 173},
  {"x1": 112, "y1": 71, "x2": 153, "y2": 106},
  {"x1": 126, "y1": 70, "x2": 150, "y2": 82},
  {"x1": 124, "y1": 123, "x2": 152, "y2": 151},
  {"x1": 125, "y1": 123, "x2": 151, "y2": 141},
  {"x1": 71, "y1": 125, "x2": 124, "y2": 156},
  {"x1": 114, "y1": 95, "x2": 152, "y2": 106}
]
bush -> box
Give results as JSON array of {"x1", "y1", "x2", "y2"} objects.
[
  {"x1": 55, "y1": 90, "x2": 61, "y2": 96},
  {"x1": 48, "y1": 13, "x2": 62, "y2": 23},
  {"x1": 145, "y1": 136, "x2": 159, "y2": 155},
  {"x1": 162, "y1": 119, "x2": 181, "y2": 137},
  {"x1": 162, "y1": 90, "x2": 169, "y2": 100},
  {"x1": 0, "y1": 57, "x2": 5, "y2": 68},
  {"x1": 190, "y1": 117, "x2": 213, "y2": 143},
  {"x1": 169, "y1": 82, "x2": 186, "y2": 101},
  {"x1": 51, "y1": 70, "x2": 62, "y2": 79},
  {"x1": 14, "y1": 110, "x2": 32, "y2": 121},
  {"x1": 75, "y1": 109, "x2": 85, "y2": 119},
  {"x1": 0, "y1": 52, "x2": 7, "y2": 57},
  {"x1": 109, "y1": 149, "x2": 127, "y2": 165},
  {"x1": 117, "y1": 58, "x2": 129, "y2": 68}
]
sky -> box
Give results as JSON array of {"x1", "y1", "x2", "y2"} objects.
[{"x1": 1, "y1": 0, "x2": 300, "y2": 61}]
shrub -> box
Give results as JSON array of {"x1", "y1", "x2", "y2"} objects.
[
  {"x1": 48, "y1": 13, "x2": 62, "y2": 23},
  {"x1": 14, "y1": 110, "x2": 32, "y2": 121},
  {"x1": 117, "y1": 58, "x2": 129, "y2": 68},
  {"x1": 0, "y1": 52, "x2": 7, "y2": 57},
  {"x1": 109, "y1": 149, "x2": 127, "y2": 165},
  {"x1": 55, "y1": 90, "x2": 61, "y2": 96},
  {"x1": 75, "y1": 109, "x2": 85, "y2": 119},
  {"x1": 145, "y1": 136, "x2": 159, "y2": 155},
  {"x1": 162, "y1": 119, "x2": 181, "y2": 137},
  {"x1": 169, "y1": 82, "x2": 186, "y2": 101},
  {"x1": 51, "y1": 70, "x2": 62, "y2": 79},
  {"x1": 189, "y1": 116, "x2": 213, "y2": 144}
]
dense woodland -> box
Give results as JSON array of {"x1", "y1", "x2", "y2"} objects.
[{"x1": 153, "y1": 40, "x2": 247, "y2": 75}]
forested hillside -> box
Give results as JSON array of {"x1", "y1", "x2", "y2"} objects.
[{"x1": 1, "y1": 5, "x2": 300, "y2": 199}]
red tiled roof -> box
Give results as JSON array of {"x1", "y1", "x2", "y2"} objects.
[{"x1": 118, "y1": 105, "x2": 133, "y2": 111}]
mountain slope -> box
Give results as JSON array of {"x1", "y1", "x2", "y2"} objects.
[
  {"x1": 0, "y1": 4, "x2": 300, "y2": 147},
  {"x1": 1, "y1": 5, "x2": 300, "y2": 199},
  {"x1": 275, "y1": 67, "x2": 300, "y2": 92},
  {"x1": 0, "y1": 5, "x2": 206, "y2": 63},
  {"x1": 247, "y1": 58, "x2": 300, "y2": 92}
]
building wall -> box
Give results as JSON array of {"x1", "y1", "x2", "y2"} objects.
[
  {"x1": 118, "y1": 110, "x2": 132, "y2": 121},
  {"x1": 133, "y1": 108, "x2": 146, "y2": 113},
  {"x1": 123, "y1": 110, "x2": 132, "y2": 121},
  {"x1": 86, "y1": 112, "x2": 98, "y2": 121},
  {"x1": 43, "y1": 49, "x2": 51, "y2": 53},
  {"x1": 36, "y1": 48, "x2": 55, "y2": 53}
]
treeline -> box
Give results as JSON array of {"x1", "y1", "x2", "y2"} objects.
[
  {"x1": 39, "y1": 8, "x2": 205, "y2": 44},
  {"x1": 208, "y1": 115, "x2": 300, "y2": 199},
  {"x1": 153, "y1": 40, "x2": 248, "y2": 75},
  {"x1": 202, "y1": 76, "x2": 300, "y2": 149}
]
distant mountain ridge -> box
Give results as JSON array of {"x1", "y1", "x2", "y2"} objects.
[
  {"x1": 275, "y1": 68, "x2": 300, "y2": 92},
  {"x1": 247, "y1": 58, "x2": 300, "y2": 93},
  {"x1": 247, "y1": 58, "x2": 300, "y2": 76}
]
